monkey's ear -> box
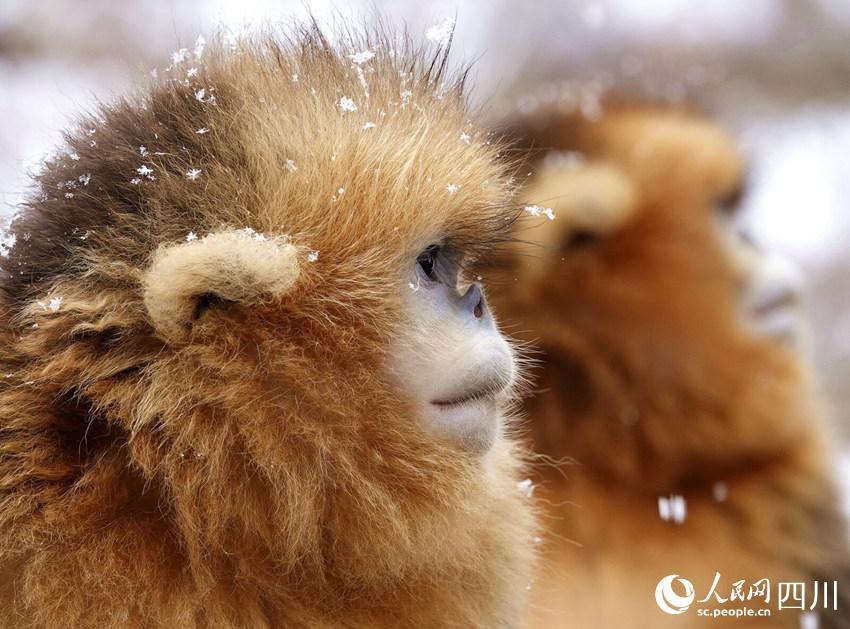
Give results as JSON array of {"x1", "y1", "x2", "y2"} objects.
[
  {"x1": 522, "y1": 162, "x2": 637, "y2": 246},
  {"x1": 143, "y1": 229, "x2": 300, "y2": 343}
]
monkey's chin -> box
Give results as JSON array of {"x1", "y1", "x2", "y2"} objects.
[{"x1": 427, "y1": 396, "x2": 500, "y2": 454}]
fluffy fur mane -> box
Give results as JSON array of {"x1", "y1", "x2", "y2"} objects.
[{"x1": 0, "y1": 26, "x2": 534, "y2": 628}]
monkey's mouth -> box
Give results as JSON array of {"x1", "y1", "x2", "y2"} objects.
[
  {"x1": 746, "y1": 286, "x2": 801, "y2": 344},
  {"x1": 751, "y1": 290, "x2": 797, "y2": 319},
  {"x1": 424, "y1": 373, "x2": 511, "y2": 453},
  {"x1": 431, "y1": 381, "x2": 505, "y2": 408}
]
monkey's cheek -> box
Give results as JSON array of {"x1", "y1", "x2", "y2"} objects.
[{"x1": 426, "y1": 397, "x2": 501, "y2": 455}]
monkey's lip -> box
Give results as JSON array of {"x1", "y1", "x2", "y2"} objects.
[
  {"x1": 751, "y1": 290, "x2": 797, "y2": 319},
  {"x1": 431, "y1": 382, "x2": 505, "y2": 408},
  {"x1": 746, "y1": 289, "x2": 802, "y2": 344}
]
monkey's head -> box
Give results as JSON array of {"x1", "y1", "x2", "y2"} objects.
[
  {"x1": 0, "y1": 29, "x2": 532, "y2": 612},
  {"x1": 492, "y1": 105, "x2": 810, "y2": 490}
]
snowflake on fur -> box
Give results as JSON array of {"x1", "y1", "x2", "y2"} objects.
[
  {"x1": 348, "y1": 50, "x2": 375, "y2": 65},
  {"x1": 524, "y1": 205, "x2": 555, "y2": 220},
  {"x1": 338, "y1": 96, "x2": 358, "y2": 113},
  {"x1": 426, "y1": 18, "x2": 455, "y2": 46}
]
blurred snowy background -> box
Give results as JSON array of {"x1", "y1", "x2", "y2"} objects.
[{"x1": 1, "y1": 1, "x2": 848, "y2": 455}]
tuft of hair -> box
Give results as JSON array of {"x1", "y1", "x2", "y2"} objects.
[
  {"x1": 0, "y1": 24, "x2": 535, "y2": 628},
  {"x1": 487, "y1": 103, "x2": 850, "y2": 628}
]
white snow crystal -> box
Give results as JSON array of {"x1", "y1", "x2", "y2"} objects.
[
  {"x1": 348, "y1": 50, "x2": 375, "y2": 65},
  {"x1": 446, "y1": 183, "x2": 460, "y2": 195},
  {"x1": 307, "y1": 250, "x2": 320, "y2": 262},
  {"x1": 426, "y1": 17, "x2": 455, "y2": 46},
  {"x1": 517, "y1": 479, "x2": 535, "y2": 498},
  {"x1": 658, "y1": 495, "x2": 687, "y2": 524},
  {"x1": 48, "y1": 297, "x2": 62, "y2": 312},
  {"x1": 291, "y1": 73, "x2": 299, "y2": 82},
  {"x1": 137, "y1": 165, "x2": 154, "y2": 177},
  {"x1": 78, "y1": 173, "x2": 91, "y2": 186},
  {"x1": 337, "y1": 187, "x2": 345, "y2": 196},
  {"x1": 525, "y1": 205, "x2": 556, "y2": 220},
  {"x1": 171, "y1": 48, "x2": 189, "y2": 65},
  {"x1": 195, "y1": 88, "x2": 208, "y2": 102},
  {"x1": 196, "y1": 127, "x2": 209, "y2": 134},
  {"x1": 459, "y1": 132, "x2": 471, "y2": 144},
  {"x1": 186, "y1": 232, "x2": 198, "y2": 242},
  {"x1": 0, "y1": 233, "x2": 17, "y2": 257},
  {"x1": 186, "y1": 168, "x2": 202, "y2": 181},
  {"x1": 64, "y1": 192, "x2": 74, "y2": 199},
  {"x1": 68, "y1": 152, "x2": 80, "y2": 161},
  {"x1": 800, "y1": 611, "x2": 820, "y2": 629},
  {"x1": 338, "y1": 96, "x2": 358, "y2": 113},
  {"x1": 285, "y1": 159, "x2": 298, "y2": 173},
  {"x1": 237, "y1": 227, "x2": 267, "y2": 242},
  {"x1": 139, "y1": 146, "x2": 148, "y2": 157},
  {"x1": 130, "y1": 178, "x2": 142, "y2": 185},
  {"x1": 193, "y1": 35, "x2": 206, "y2": 59},
  {"x1": 362, "y1": 122, "x2": 376, "y2": 130},
  {"x1": 187, "y1": 67, "x2": 198, "y2": 78}
]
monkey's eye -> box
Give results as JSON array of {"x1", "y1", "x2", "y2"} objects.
[
  {"x1": 716, "y1": 178, "x2": 747, "y2": 217},
  {"x1": 565, "y1": 229, "x2": 599, "y2": 250},
  {"x1": 417, "y1": 245, "x2": 440, "y2": 281}
]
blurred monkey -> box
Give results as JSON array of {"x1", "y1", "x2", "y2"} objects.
[{"x1": 487, "y1": 103, "x2": 850, "y2": 628}]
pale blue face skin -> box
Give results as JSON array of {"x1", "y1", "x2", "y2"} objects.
[{"x1": 389, "y1": 244, "x2": 515, "y2": 454}]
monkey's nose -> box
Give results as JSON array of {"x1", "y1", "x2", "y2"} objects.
[{"x1": 462, "y1": 283, "x2": 486, "y2": 319}]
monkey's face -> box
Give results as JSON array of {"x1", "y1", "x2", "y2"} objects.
[
  {"x1": 715, "y1": 210, "x2": 806, "y2": 347},
  {"x1": 119, "y1": 54, "x2": 525, "y2": 463},
  {"x1": 389, "y1": 243, "x2": 516, "y2": 454}
]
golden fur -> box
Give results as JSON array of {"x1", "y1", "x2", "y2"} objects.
[
  {"x1": 0, "y1": 28, "x2": 535, "y2": 628},
  {"x1": 487, "y1": 104, "x2": 850, "y2": 627}
]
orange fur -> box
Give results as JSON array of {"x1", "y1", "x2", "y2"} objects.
[
  {"x1": 0, "y1": 27, "x2": 535, "y2": 628},
  {"x1": 488, "y1": 105, "x2": 850, "y2": 627}
]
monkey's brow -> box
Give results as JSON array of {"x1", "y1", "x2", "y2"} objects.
[
  {"x1": 446, "y1": 217, "x2": 522, "y2": 272},
  {"x1": 447, "y1": 212, "x2": 519, "y2": 255}
]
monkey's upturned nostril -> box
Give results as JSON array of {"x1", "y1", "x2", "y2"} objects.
[
  {"x1": 737, "y1": 229, "x2": 758, "y2": 249},
  {"x1": 462, "y1": 283, "x2": 486, "y2": 319}
]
